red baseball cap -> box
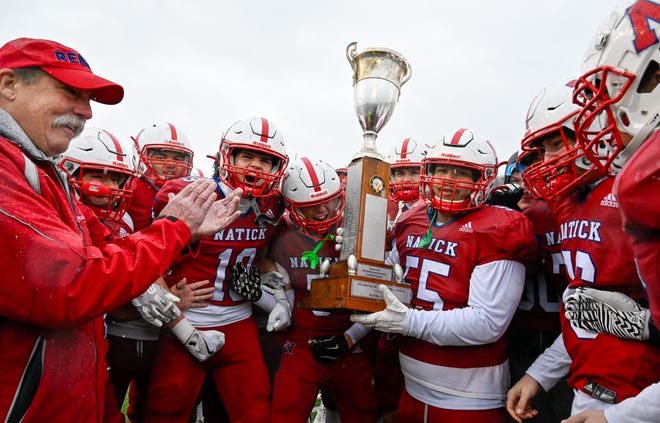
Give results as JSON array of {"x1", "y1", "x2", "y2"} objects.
[{"x1": 0, "y1": 37, "x2": 124, "y2": 105}]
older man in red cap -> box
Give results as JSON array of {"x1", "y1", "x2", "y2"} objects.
[{"x1": 0, "y1": 37, "x2": 242, "y2": 422}]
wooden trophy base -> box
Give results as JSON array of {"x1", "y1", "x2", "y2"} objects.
[{"x1": 298, "y1": 260, "x2": 412, "y2": 312}]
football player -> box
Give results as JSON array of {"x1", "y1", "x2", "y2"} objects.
[
  {"x1": 127, "y1": 122, "x2": 194, "y2": 231},
  {"x1": 268, "y1": 157, "x2": 378, "y2": 422},
  {"x1": 144, "y1": 117, "x2": 290, "y2": 422},
  {"x1": 386, "y1": 137, "x2": 425, "y2": 232},
  {"x1": 506, "y1": 77, "x2": 660, "y2": 422},
  {"x1": 561, "y1": 1, "x2": 660, "y2": 421},
  {"x1": 353, "y1": 129, "x2": 536, "y2": 422},
  {"x1": 504, "y1": 82, "x2": 581, "y2": 423}
]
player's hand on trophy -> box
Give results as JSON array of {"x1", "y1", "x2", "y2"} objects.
[
  {"x1": 132, "y1": 283, "x2": 181, "y2": 327},
  {"x1": 351, "y1": 284, "x2": 409, "y2": 333},
  {"x1": 229, "y1": 262, "x2": 262, "y2": 301},
  {"x1": 309, "y1": 333, "x2": 353, "y2": 364},
  {"x1": 564, "y1": 287, "x2": 651, "y2": 341}
]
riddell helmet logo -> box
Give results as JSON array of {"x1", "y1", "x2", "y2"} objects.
[
  {"x1": 440, "y1": 153, "x2": 461, "y2": 159},
  {"x1": 251, "y1": 141, "x2": 272, "y2": 149},
  {"x1": 310, "y1": 189, "x2": 329, "y2": 199}
]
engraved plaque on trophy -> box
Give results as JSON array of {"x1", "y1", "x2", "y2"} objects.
[{"x1": 299, "y1": 42, "x2": 413, "y2": 312}]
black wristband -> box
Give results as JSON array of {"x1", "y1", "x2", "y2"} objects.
[{"x1": 648, "y1": 317, "x2": 660, "y2": 348}]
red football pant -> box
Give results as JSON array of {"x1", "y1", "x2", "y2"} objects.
[
  {"x1": 270, "y1": 328, "x2": 378, "y2": 423},
  {"x1": 398, "y1": 388, "x2": 508, "y2": 423},
  {"x1": 145, "y1": 318, "x2": 269, "y2": 423}
]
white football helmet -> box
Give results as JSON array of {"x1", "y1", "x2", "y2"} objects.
[
  {"x1": 421, "y1": 128, "x2": 497, "y2": 214},
  {"x1": 573, "y1": 0, "x2": 660, "y2": 175},
  {"x1": 521, "y1": 79, "x2": 596, "y2": 200},
  {"x1": 218, "y1": 117, "x2": 288, "y2": 197},
  {"x1": 282, "y1": 157, "x2": 344, "y2": 238},
  {"x1": 387, "y1": 137, "x2": 425, "y2": 202},
  {"x1": 132, "y1": 122, "x2": 194, "y2": 186},
  {"x1": 58, "y1": 127, "x2": 135, "y2": 221}
]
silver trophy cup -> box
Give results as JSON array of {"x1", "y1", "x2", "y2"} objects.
[
  {"x1": 299, "y1": 42, "x2": 413, "y2": 312},
  {"x1": 346, "y1": 41, "x2": 411, "y2": 160}
]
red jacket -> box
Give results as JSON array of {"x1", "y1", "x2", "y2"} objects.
[{"x1": 0, "y1": 131, "x2": 191, "y2": 422}]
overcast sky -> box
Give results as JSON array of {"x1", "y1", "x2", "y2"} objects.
[{"x1": 7, "y1": 0, "x2": 620, "y2": 174}]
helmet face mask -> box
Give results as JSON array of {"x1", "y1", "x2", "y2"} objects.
[
  {"x1": 219, "y1": 117, "x2": 288, "y2": 198},
  {"x1": 421, "y1": 129, "x2": 497, "y2": 215},
  {"x1": 133, "y1": 122, "x2": 194, "y2": 186},
  {"x1": 282, "y1": 158, "x2": 344, "y2": 239},
  {"x1": 388, "y1": 138, "x2": 424, "y2": 203},
  {"x1": 58, "y1": 128, "x2": 135, "y2": 222},
  {"x1": 574, "y1": 66, "x2": 635, "y2": 175},
  {"x1": 574, "y1": 0, "x2": 660, "y2": 174},
  {"x1": 521, "y1": 80, "x2": 598, "y2": 201}
]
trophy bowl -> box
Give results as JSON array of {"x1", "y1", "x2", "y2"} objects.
[{"x1": 347, "y1": 42, "x2": 412, "y2": 159}]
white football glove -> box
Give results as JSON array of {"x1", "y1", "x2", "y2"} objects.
[
  {"x1": 170, "y1": 319, "x2": 225, "y2": 362},
  {"x1": 350, "y1": 284, "x2": 409, "y2": 333},
  {"x1": 260, "y1": 271, "x2": 286, "y2": 293},
  {"x1": 266, "y1": 288, "x2": 292, "y2": 332},
  {"x1": 132, "y1": 283, "x2": 181, "y2": 327},
  {"x1": 564, "y1": 287, "x2": 650, "y2": 341}
]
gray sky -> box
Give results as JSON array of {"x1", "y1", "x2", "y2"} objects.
[{"x1": 7, "y1": 0, "x2": 620, "y2": 174}]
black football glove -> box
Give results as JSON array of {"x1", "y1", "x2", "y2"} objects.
[
  {"x1": 308, "y1": 334, "x2": 350, "y2": 364},
  {"x1": 229, "y1": 262, "x2": 262, "y2": 302},
  {"x1": 488, "y1": 183, "x2": 524, "y2": 211}
]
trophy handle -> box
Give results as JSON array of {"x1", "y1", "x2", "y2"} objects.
[
  {"x1": 346, "y1": 41, "x2": 358, "y2": 75},
  {"x1": 401, "y1": 56, "x2": 412, "y2": 86}
]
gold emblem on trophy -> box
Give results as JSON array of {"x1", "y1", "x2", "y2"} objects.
[{"x1": 299, "y1": 42, "x2": 413, "y2": 312}]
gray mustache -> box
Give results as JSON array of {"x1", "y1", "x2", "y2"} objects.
[{"x1": 53, "y1": 115, "x2": 86, "y2": 137}]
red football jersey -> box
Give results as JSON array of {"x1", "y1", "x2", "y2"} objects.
[
  {"x1": 511, "y1": 201, "x2": 567, "y2": 332},
  {"x1": 614, "y1": 132, "x2": 660, "y2": 325},
  {"x1": 550, "y1": 177, "x2": 660, "y2": 404},
  {"x1": 155, "y1": 178, "x2": 284, "y2": 307},
  {"x1": 393, "y1": 203, "x2": 535, "y2": 368},
  {"x1": 269, "y1": 216, "x2": 350, "y2": 333},
  {"x1": 126, "y1": 177, "x2": 159, "y2": 231}
]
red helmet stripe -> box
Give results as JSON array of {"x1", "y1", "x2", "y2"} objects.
[
  {"x1": 401, "y1": 138, "x2": 411, "y2": 158},
  {"x1": 102, "y1": 129, "x2": 124, "y2": 161},
  {"x1": 260, "y1": 118, "x2": 269, "y2": 143},
  {"x1": 450, "y1": 128, "x2": 467, "y2": 145},
  {"x1": 301, "y1": 157, "x2": 321, "y2": 192},
  {"x1": 166, "y1": 122, "x2": 178, "y2": 141}
]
